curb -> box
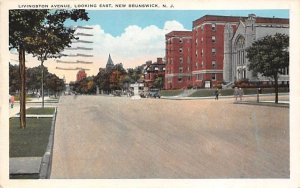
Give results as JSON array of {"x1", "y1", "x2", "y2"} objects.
[
  {"x1": 39, "y1": 107, "x2": 57, "y2": 179},
  {"x1": 234, "y1": 101, "x2": 289, "y2": 108},
  {"x1": 161, "y1": 92, "x2": 289, "y2": 100}
]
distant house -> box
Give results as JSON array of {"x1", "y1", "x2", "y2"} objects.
[
  {"x1": 76, "y1": 69, "x2": 87, "y2": 81},
  {"x1": 143, "y1": 57, "x2": 165, "y2": 89}
]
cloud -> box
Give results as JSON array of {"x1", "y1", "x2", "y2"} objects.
[
  {"x1": 68, "y1": 20, "x2": 187, "y2": 68},
  {"x1": 12, "y1": 20, "x2": 187, "y2": 82}
]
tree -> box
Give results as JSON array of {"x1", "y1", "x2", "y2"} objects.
[
  {"x1": 94, "y1": 68, "x2": 110, "y2": 93},
  {"x1": 45, "y1": 73, "x2": 65, "y2": 97},
  {"x1": 9, "y1": 63, "x2": 20, "y2": 93},
  {"x1": 25, "y1": 10, "x2": 89, "y2": 108},
  {"x1": 246, "y1": 33, "x2": 289, "y2": 104},
  {"x1": 153, "y1": 77, "x2": 164, "y2": 89},
  {"x1": 9, "y1": 10, "x2": 89, "y2": 128},
  {"x1": 26, "y1": 66, "x2": 47, "y2": 94}
]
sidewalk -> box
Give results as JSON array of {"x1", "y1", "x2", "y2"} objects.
[
  {"x1": 10, "y1": 157, "x2": 42, "y2": 174},
  {"x1": 9, "y1": 96, "x2": 56, "y2": 118}
]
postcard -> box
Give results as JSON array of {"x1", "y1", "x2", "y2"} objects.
[{"x1": 0, "y1": 0, "x2": 300, "y2": 187}]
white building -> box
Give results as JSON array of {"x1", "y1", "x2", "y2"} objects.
[{"x1": 223, "y1": 14, "x2": 289, "y2": 85}]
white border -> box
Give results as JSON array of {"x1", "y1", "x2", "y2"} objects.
[{"x1": 1, "y1": 0, "x2": 299, "y2": 188}]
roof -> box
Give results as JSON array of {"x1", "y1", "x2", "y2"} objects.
[{"x1": 193, "y1": 14, "x2": 289, "y2": 27}]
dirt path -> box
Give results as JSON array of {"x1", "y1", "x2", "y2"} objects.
[{"x1": 50, "y1": 95, "x2": 289, "y2": 178}]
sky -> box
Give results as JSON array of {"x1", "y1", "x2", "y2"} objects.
[
  {"x1": 10, "y1": 9, "x2": 289, "y2": 82},
  {"x1": 70, "y1": 10, "x2": 289, "y2": 36}
]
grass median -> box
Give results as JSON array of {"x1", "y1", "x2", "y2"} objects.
[{"x1": 10, "y1": 107, "x2": 55, "y2": 158}]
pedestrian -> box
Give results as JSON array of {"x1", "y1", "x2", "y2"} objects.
[
  {"x1": 10, "y1": 95, "x2": 15, "y2": 108},
  {"x1": 238, "y1": 87, "x2": 244, "y2": 101},
  {"x1": 214, "y1": 88, "x2": 219, "y2": 100},
  {"x1": 233, "y1": 87, "x2": 239, "y2": 101}
]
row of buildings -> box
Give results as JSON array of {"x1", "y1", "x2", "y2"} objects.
[{"x1": 145, "y1": 14, "x2": 289, "y2": 90}]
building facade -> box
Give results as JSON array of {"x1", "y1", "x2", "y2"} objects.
[
  {"x1": 223, "y1": 14, "x2": 289, "y2": 84},
  {"x1": 144, "y1": 57, "x2": 165, "y2": 89},
  {"x1": 165, "y1": 31, "x2": 193, "y2": 89},
  {"x1": 192, "y1": 15, "x2": 240, "y2": 88},
  {"x1": 164, "y1": 14, "x2": 289, "y2": 89},
  {"x1": 76, "y1": 69, "x2": 87, "y2": 81}
]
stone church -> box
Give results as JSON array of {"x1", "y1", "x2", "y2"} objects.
[{"x1": 223, "y1": 14, "x2": 289, "y2": 85}]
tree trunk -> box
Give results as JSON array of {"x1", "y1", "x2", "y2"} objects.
[
  {"x1": 274, "y1": 75, "x2": 279, "y2": 104},
  {"x1": 41, "y1": 61, "x2": 45, "y2": 108},
  {"x1": 19, "y1": 46, "x2": 26, "y2": 129}
]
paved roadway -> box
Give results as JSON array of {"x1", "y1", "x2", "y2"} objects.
[{"x1": 50, "y1": 95, "x2": 289, "y2": 179}]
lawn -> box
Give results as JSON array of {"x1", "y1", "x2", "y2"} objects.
[
  {"x1": 26, "y1": 107, "x2": 55, "y2": 115},
  {"x1": 160, "y1": 89, "x2": 184, "y2": 96},
  {"x1": 9, "y1": 117, "x2": 53, "y2": 157},
  {"x1": 189, "y1": 87, "x2": 289, "y2": 97}
]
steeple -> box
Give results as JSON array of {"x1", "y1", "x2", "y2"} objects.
[{"x1": 106, "y1": 54, "x2": 114, "y2": 71}]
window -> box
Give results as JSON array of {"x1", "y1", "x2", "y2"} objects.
[
  {"x1": 179, "y1": 38, "x2": 183, "y2": 43},
  {"x1": 179, "y1": 57, "x2": 183, "y2": 64},
  {"x1": 196, "y1": 74, "x2": 203, "y2": 80},
  {"x1": 212, "y1": 36, "x2": 216, "y2": 43},
  {"x1": 212, "y1": 48, "x2": 216, "y2": 56},
  {"x1": 212, "y1": 61, "x2": 216, "y2": 69},
  {"x1": 212, "y1": 23, "x2": 216, "y2": 31},
  {"x1": 212, "y1": 73, "x2": 216, "y2": 80},
  {"x1": 179, "y1": 48, "x2": 183, "y2": 53},
  {"x1": 178, "y1": 77, "x2": 183, "y2": 82},
  {"x1": 179, "y1": 67, "x2": 183, "y2": 73}
]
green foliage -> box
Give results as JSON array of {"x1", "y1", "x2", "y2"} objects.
[
  {"x1": 10, "y1": 9, "x2": 89, "y2": 55},
  {"x1": 246, "y1": 33, "x2": 289, "y2": 79},
  {"x1": 45, "y1": 73, "x2": 65, "y2": 95},
  {"x1": 72, "y1": 76, "x2": 96, "y2": 94},
  {"x1": 153, "y1": 77, "x2": 164, "y2": 89},
  {"x1": 10, "y1": 9, "x2": 89, "y2": 127},
  {"x1": 9, "y1": 63, "x2": 20, "y2": 93},
  {"x1": 26, "y1": 65, "x2": 48, "y2": 92},
  {"x1": 93, "y1": 64, "x2": 143, "y2": 94},
  {"x1": 9, "y1": 64, "x2": 64, "y2": 94},
  {"x1": 246, "y1": 33, "x2": 289, "y2": 103}
]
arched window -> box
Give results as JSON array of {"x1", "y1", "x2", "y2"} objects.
[{"x1": 234, "y1": 35, "x2": 246, "y2": 65}]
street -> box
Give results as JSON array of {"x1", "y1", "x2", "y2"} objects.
[{"x1": 50, "y1": 95, "x2": 289, "y2": 178}]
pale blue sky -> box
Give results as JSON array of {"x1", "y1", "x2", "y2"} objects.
[{"x1": 69, "y1": 10, "x2": 289, "y2": 36}]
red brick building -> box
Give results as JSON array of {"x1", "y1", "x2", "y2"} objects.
[
  {"x1": 144, "y1": 57, "x2": 165, "y2": 89},
  {"x1": 192, "y1": 15, "x2": 240, "y2": 88},
  {"x1": 165, "y1": 31, "x2": 193, "y2": 89},
  {"x1": 164, "y1": 15, "x2": 289, "y2": 89},
  {"x1": 76, "y1": 69, "x2": 87, "y2": 81}
]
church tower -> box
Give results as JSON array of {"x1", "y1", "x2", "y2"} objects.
[{"x1": 106, "y1": 54, "x2": 114, "y2": 72}]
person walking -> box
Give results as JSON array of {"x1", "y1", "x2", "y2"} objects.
[
  {"x1": 233, "y1": 87, "x2": 239, "y2": 101},
  {"x1": 214, "y1": 88, "x2": 220, "y2": 100},
  {"x1": 238, "y1": 87, "x2": 244, "y2": 101},
  {"x1": 10, "y1": 95, "x2": 15, "y2": 108}
]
